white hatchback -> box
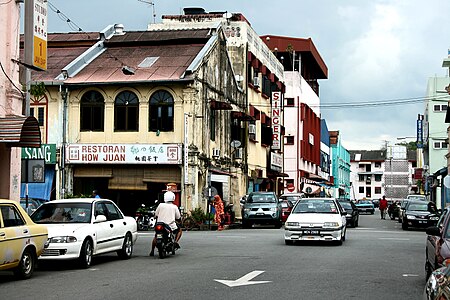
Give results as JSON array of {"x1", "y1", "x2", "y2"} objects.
[
  {"x1": 284, "y1": 198, "x2": 347, "y2": 245},
  {"x1": 31, "y1": 198, "x2": 138, "y2": 268}
]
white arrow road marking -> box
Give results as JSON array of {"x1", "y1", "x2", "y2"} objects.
[
  {"x1": 214, "y1": 270, "x2": 271, "y2": 287},
  {"x1": 402, "y1": 274, "x2": 419, "y2": 277}
]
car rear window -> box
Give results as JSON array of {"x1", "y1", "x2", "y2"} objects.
[
  {"x1": 339, "y1": 202, "x2": 353, "y2": 210},
  {"x1": 407, "y1": 203, "x2": 428, "y2": 211}
]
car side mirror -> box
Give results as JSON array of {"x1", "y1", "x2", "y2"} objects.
[
  {"x1": 341, "y1": 209, "x2": 347, "y2": 216},
  {"x1": 94, "y1": 214, "x2": 107, "y2": 223},
  {"x1": 426, "y1": 226, "x2": 441, "y2": 236}
]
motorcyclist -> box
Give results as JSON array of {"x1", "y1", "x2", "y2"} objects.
[{"x1": 149, "y1": 191, "x2": 182, "y2": 256}]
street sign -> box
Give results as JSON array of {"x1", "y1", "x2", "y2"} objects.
[
  {"x1": 287, "y1": 184, "x2": 295, "y2": 192},
  {"x1": 24, "y1": 0, "x2": 48, "y2": 71}
]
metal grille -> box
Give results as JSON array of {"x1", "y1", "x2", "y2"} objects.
[{"x1": 384, "y1": 159, "x2": 410, "y2": 199}]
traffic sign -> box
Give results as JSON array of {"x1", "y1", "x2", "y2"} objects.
[{"x1": 287, "y1": 184, "x2": 295, "y2": 192}]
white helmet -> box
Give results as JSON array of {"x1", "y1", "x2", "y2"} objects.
[{"x1": 164, "y1": 191, "x2": 175, "y2": 203}]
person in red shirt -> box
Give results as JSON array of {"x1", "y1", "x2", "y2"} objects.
[{"x1": 379, "y1": 196, "x2": 388, "y2": 220}]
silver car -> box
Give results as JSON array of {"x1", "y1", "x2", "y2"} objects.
[{"x1": 241, "y1": 192, "x2": 282, "y2": 229}]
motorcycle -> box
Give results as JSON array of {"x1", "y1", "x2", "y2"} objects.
[
  {"x1": 154, "y1": 222, "x2": 177, "y2": 259},
  {"x1": 135, "y1": 202, "x2": 157, "y2": 231}
]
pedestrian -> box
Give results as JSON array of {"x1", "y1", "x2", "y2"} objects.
[
  {"x1": 213, "y1": 195, "x2": 225, "y2": 231},
  {"x1": 379, "y1": 196, "x2": 388, "y2": 219},
  {"x1": 92, "y1": 190, "x2": 101, "y2": 198}
]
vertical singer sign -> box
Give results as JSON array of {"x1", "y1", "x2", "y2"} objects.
[
  {"x1": 25, "y1": 0, "x2": 48, "y2": 70},
  {"x1": 271, "y1": 92, "x2": 282, "y2": 150}
]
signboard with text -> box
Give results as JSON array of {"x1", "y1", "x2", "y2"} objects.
[
  {"x1": 271, "y1": 92, "x2": 282, "y2": 150},
  {"x1": 25, "y1": 0, "x2": 48, "y2": 70},
  {"x1": 66, "y1": 144, "x2": 182, "y2": 164},
  {"x1": 22, "y1": 144, "x2": 56, "y2": 164}
]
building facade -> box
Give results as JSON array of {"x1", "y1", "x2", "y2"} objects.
[{"x1": 329, "y1": 131, "x2": 350, "y2": 199}]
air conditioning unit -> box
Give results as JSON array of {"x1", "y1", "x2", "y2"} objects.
[
  {"x1": 253, "y1": 76, "x2": 260, "y2": 88},
  {"x1": 212, "y1": 148, "x2": 220, "y2": 157},
  {"x1": 234, "y1": 148, "x2": 243, "y2": 160},
  {"x1": 248, "y1": 124, "x2": 256, "y2": 134}
]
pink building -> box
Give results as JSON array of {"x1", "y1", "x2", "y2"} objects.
[{"x1": 0, "y1": 2, "x2": 41, "y2": 200}]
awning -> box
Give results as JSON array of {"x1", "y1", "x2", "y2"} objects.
[
  {"x1": 0, "y1": 115, "x2": 41, "y2": 148},
  {"x1": 267, "y1": 171, "x2": 289, "y2": 178},
  {"x1": 210, "y1": 100, "x2": 232, "y2": 110},
  {"x1": 20, "y1": 167, "x2": 54, "y2": 200},
  {"x1": 231, "y1": 111, "x2": 255, "y2": 121}
]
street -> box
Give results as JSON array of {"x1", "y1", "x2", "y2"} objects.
[{"x1": 1, "y1": 213, "x2": 426, "y2": 300}]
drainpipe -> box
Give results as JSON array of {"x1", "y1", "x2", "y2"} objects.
[{"x1": 60, "y1": 86, "x2": 68, "y2": 198}]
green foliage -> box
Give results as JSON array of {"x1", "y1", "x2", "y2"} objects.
[
  {"x1": 65, "y1": 193, "x2": 91, "y2": 199},
  {"x1": 190, "y1": 207, "x2": 206, "y2": 223},
  {"x1": 29, "y1": 82, "x2": 46, "y2": 98}
]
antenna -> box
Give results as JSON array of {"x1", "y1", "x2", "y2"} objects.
[{"x1": 138, "y1": 0, "x2": 156, "y2": 24}]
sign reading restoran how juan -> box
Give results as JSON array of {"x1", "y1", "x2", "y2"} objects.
[{"x1": 66, "y1": 144, "x2": 182, "y2": 164}]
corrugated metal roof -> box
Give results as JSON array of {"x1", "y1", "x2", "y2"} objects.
[{"x1": 0, "y1": 116, "x2": 41, "y2": 148}]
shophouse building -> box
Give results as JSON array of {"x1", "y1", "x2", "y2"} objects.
[
  {"x1": 329, "y1": 131, "x2": 351, "y2": 199},
  {"x1": 425, "y1": 53, "x2": 450, "y2": 208},
  {"x1": 26, "y1": 24, "x2": 246, "y2": 216},
  {"x1": 148, "y1": 9, "x2": 287, "y2": 196},
  {"x1": 262, "y1": 36, "x2": 328, "y2": 196},
  {"x1": 0, "y1": 1, "x2": 41, "y2": 200}
]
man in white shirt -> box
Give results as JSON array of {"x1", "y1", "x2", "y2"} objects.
[{"x1": 149, "y1": 191, "x2": 182, "y2": 256}]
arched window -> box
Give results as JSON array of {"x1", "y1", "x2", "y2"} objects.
[
  {"x1": 80, "y1": 91, "x2": 104, "y2": 131},
  {"x1": 149, "y1": 90, "x2": 174, "y2": 132},
  {"x1": 114, "y1": 91, "x2": 139, "y2": 131}
]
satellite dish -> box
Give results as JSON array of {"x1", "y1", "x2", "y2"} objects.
[
  {"x1": 223, "y1": 12, "x2": 232, "y2": 19},
  {"x1": 231, "y1": 140, "x2": 241, "y2": 148}
]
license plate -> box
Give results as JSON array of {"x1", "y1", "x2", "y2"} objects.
[
  {"x1": 303, "y1": 230, "x2": 320, "y2": 235},
  {"x1": 156, "y1": 234, "x2": 163, "y2": 238}
]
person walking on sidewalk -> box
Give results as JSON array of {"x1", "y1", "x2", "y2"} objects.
[
  {"x1": 213, "y1": 195, "x2": 225, "y2": 231},
  {"x1": 379, "y1": 196, "x2": 388, "y2": 220}
]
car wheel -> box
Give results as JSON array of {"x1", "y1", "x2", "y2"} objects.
[
  {"x1": 117, "y1": 233, "x2": 133, "y2": 259},
  {"x1": 285, "y1": 240, "x2": 293, "y2": 245},
  {"x1": 13, "y1": 248, "x2": 35, "y2": 279},
  {"x1": 402, "y1": 221, "x2": 408, "y2": 230},
  {"x1": 78, "y1": 239, "x2": 93, "y2": 268}
]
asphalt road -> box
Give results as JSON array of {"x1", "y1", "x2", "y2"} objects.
[{"x1": 1, "y1": 212, "x2": 427, "y2": 300}]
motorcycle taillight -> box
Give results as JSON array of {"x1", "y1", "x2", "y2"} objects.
[{"x1": 155, "y1": 224, "x2": 164, "y2": 231}]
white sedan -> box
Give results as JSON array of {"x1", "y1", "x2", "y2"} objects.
[
  {"x1": 284, "y1": 198, "x2": 347, "y2": 245},
  {"x1": 31, "y1": 198, "x2": 138, "y2": 268}
]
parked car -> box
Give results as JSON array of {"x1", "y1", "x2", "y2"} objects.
[
  {"x1": 338, "y1": 200, "x2": 359, "y2": 227},
  {"x1": 400, "y1": 200, "x2": 440, "y2": 230},
  {"x1": 30, "y1": 198, "x2": 138, "y2": 268},
  {"x1": 371, "y1": 199, "x2": 380, "y2": 208},
  {"x1": 279, "y1": 193, "x2": 304, "y2": 206},
  {"x1": 424, "y1": 263, "x2": 450, "y2": 299},
  {"x1": 0, "y1": 199, "x2": 48, "y2": 279},
  {"x1": 426, "y1": 207, "x2": 450, "y2": 279},
  {"x1": 355, "y1": 200, "x2": 375, "y2": 214},
  {"x1": 280, "y1": 199, "x2": 294, "y2": 223},
  {"x1": 240, "y1": 192, "x2": 282, "y2": 229},
  {"x1": 20, "y1": 198, "x2": 42, "y2": 215},
  {"x1": 284, "y1": 198, "x2": 347, "y2": 245}
]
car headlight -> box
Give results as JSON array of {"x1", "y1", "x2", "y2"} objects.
[
  {"x1": 49, "y1": 236, "x2": 77, "y2": 243},
  {"x1": 244, "y1": 208, "x2": 251, "y2": 212},
  {"x1": 286, "y1": 222, "x2": 299, "y2": 227},
  {"x1": 406, "y1": 215, "x2": 416, "y2": 220},
  {"x1": 270, "y1": 207, "x2": 277, "y2": 212},
  {"x1": 323, "y1": 222, "x2": 339, "y2": 228},
  {"x1": 430, "y1": 216, "x2": 440, "y2": 221}
]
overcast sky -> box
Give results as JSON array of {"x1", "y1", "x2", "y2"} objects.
[{"x1": 42, "y1": 0, "x2": 450, "y2": 150}]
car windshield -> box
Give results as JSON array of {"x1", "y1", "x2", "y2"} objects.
[
  {"x1": 31, "y1": 203, "x2": 92, "y2": 223},
  {"x1": 358, "y1": 201, "x2": 371, "y2": 205},
  {"x1": 339, "y1": 202, "x2": 353, "y2": 210},
  {"x1": 293, "y1": 199, "x2": 339, "y2": 214},
  {"x1": 247, "y1": 194, "x2": 277, "y2": 203},
  {"x1": 407, "y1": 203, "x2": 428, "y2": 211},
  {"x1": 407, "y1": 195, "x2": 426, "y2": 201}
]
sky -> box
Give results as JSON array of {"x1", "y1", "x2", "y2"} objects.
[{"x1": 41, "y1": 0, "x2": 450, "y2": 150}]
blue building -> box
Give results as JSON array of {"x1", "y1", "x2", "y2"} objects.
[{"x1": 329, "y1": 131, "x2": 351, "y2": 199}]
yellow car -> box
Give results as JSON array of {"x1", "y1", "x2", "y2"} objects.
[{"x1": 0, "y1": 199, "x2": 48, "y2": 279}]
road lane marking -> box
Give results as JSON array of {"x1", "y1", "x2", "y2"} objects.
[
  {"x1": 402, "y1": 274, "x2": 419, "y2": 277},
  {"x1": 215, "y1": 270, "x2": 271, "y2": 287},
  {"x1": 379, "y1": 237, "x2": 410, "y2": 241}
]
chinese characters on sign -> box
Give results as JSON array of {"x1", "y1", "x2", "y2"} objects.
[
  {"x1": 33, "y1": 0, "x2": 47, "y2": 70},
  {"x1": 66, "y1": 144, "x2": 182, "y2": 164}
]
